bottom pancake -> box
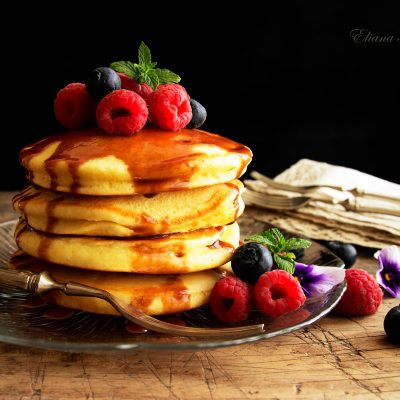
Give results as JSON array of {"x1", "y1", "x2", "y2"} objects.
[{"x1": 9, "y1": 251, "x2": 221, "y2": 316}]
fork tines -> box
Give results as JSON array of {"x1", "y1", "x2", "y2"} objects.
[{"x1": 242, "y1": 189, "x2": 311, "y2": 210}]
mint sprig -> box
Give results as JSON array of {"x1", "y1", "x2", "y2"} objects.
[
  {"x1": 110, "y1": 42, "x2": 181, "y2": 90},
  {"x1": 245, "y1": 228, "x2": 311, "y2": 274}
]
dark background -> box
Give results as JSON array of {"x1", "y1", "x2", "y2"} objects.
[{"x1": 5, "y1": 1, "x2": 400, "y2": 189}]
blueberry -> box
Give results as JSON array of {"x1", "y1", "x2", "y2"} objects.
[
  {"x1": 324, "y1": 241, "x2": 357, "y2": 268},
  {"x1": 86, "y1": 67, "x2": 121, "y2": 99},
  {"x1": 384, "y1": 305, "x2": 400, "y2": 344},
  {"x1": 231, "y1": 242, "x2": 273, "y2": 284},
  {"x1": 187, "y1": 99, "x2": 207, "y2": 129}
]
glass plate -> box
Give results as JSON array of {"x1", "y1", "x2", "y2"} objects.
[{"x1": 0, "y1": 216, "x2": 345, "y2": 352}]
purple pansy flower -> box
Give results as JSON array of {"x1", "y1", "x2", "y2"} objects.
[
  {"x1": 376, "y1": 246, "x2": 400, "y2": 298},
  {"x1": 294, "y1": 262, "x2": 345, "y2": 297}
]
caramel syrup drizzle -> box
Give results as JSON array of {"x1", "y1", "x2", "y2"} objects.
[
  {"x1": 20, "y1": 127, "x2": 252, "y2": 194},
  {"x1": 9, "y1": 251, "x2": 192, "y2": 314},
  {"x1": 17, "y1": 128, "x2": 249, "y2": 269}
]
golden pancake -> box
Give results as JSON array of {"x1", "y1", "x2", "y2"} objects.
[
  {"x1": 20, "y1": 127, "x2": 252, "y2": 195},
  {"x1": 9, "y1": 251, "x2": 221, "y2": 315},
  {"x1": 15, "y1": 220, "x2": 239, "y2": 273},
  {"x1": 13, "y1": 181, "x2": 244, "y2": 237}
]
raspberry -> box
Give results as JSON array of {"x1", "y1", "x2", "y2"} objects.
[
  {"x1": 118, "y1": 73, "x2": 153, "y2": 102},
  {"x1": 54, "y1": 83, "x2": 97, "y2": 129},
  {"x1": 335, "y1": 269, "x2": 382, "y2": 315},
  {"x1": 148, "y1": 84, "x2": 192, "y2": 130},
  {"x1": 96, "y1": 89, "x2": 148, "y2": 135},
  {"x1": 209, "y1": 276, "x2": 252, "y2": 324},
  {"x1": 254, "y1": 270, "x2": 306, "y2": 318}
]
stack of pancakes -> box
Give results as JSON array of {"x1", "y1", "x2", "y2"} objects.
[{"x1": 11, "y1": 127, "x2": 252, "y2": 316}]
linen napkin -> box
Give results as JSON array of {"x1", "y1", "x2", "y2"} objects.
[
  {"x1": 244, "y1": 159, "x2": 400, "y2": 248},
  {"x1": 276, "y1": 159, "x2": 400, "y2": 200}
]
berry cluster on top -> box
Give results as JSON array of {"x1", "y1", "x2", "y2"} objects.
[{"x1": 54, "y1": 42, "x2": 207, "y2": 135}]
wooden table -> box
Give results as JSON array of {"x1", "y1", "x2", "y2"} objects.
[{"x1": 0, "y1": 191, "x2": 399, "y2": 400}]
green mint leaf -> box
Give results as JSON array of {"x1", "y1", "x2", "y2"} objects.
[
  {"x1": 273, "y1": 254, "x2": 295, "y2": 274},
  {"x1": 245, "y1": 228, "x2": 286, "y2": 253},
  {"x1": 284, "y1": 238, "x2": 312, "y2": 251},
  {"x1": 270, "y1": 228, "x2": 286, "y2": 247},
  {"x1": 110, "y1": 61, "x2": 139, "y2": 80},
  {"x1": 134, "y1": 64, "x2": 149, "y2": 84},
  {"x1": 138, "y1": 41, "x2": 152, "y2": 66},
  {"x1": 155, "y1": 68, "x2": 181, "y2": 84},
  {"x1": 144, "y1": 70, "x2": 160, "y2": 90},
  {"x1": 244, "y1": 235, "x2": 280, "y2": 253},
  {"x1": 246, "y1": 228, "x2": 285, "y2": 251},
  {"x1": 111, "y1": 42, "x2": 181, "y2": 90},
  {"x1": 244, "y1": 234, "x2": 275, "y2": 247},
  {"x1": 245, "y1": 226, "x2": 310, "y2": 274}
]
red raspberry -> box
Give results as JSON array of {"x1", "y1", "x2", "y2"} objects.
[
  {"x1": 148, "y1": 84, "x2": 192, "y2": 130},
  {"x1": 118, "y1": 73, "x2": 153, "y2": 102},
  {"x1": 254, "y1": 270, "x2": 306, "y2": 318},
  {"x1": 335, "y1": 269, "x2": 382, "y2": 315},
  {"x1": 54, "y1": 83, "x2": 97, "y2": 129},
  {"x1": 96, "y1": 89, "x2": 148, "y2": 135},
  {"x1": 209, "y1": 276, "x2": 252, "y2": 324}
]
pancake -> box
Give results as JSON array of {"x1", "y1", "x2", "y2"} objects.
[
  {"x1": 20, "y1": 127, "x2": 252, "y2": 195},
  {"x1": 15, "y1": 219, "x2": 240, "y2": 273},
  {"x1": 9, "y1": 251, "x2": 221, "y2": 315},
  {"x1": 13, "y1": 181, "x2": 244, "y2": 237}
]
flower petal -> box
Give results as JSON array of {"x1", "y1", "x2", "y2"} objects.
[
  {"x1": 294, "y1": 263, "x2": 345, "y2": 297},
  {"x1": 376, "y1": 245, "x2": 400, "y2": 298},
  {"x1": 377, "y1": 246, "x2": 400, "y2": 273}
]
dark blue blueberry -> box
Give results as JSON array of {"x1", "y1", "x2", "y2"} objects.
[
  {"x1": 384, "y1": 305, "x2": 400, "y2": 344},
  {"x1": 187, "y1": 99, "x2": 207, "y2": 129},
  {"x1": 86, "y1": 67, "x2": 121, "y2": 99},
  {"x1": 231, "y1": 242, "x2": 273, "y2": 284},
  {"x1": 324, "y1": 241, "x2": 357, "y2": 269}
]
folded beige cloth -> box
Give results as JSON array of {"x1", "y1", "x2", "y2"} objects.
[
  {"x1": 245, "y1": 179, "x2": 400, "y2": 220},
  {"x1": 244, "y1": 159, "x2": 400, "y2": 248},
  {"x1": 276, "y1": 158, "x2": 400, "y2": 199},
  {"x1": 243, "y1": 207, "x2": 400, "y2": 249}
]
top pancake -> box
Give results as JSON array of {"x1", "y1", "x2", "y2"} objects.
[{"x1": 20, "y1": 127, "x2": 252, "y2": 195}]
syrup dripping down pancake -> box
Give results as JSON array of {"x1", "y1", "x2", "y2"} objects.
[
  {"x1": 20, "y1": 127, "x2": 252, "y2": 195},
  {"x1": 15, "y1": 219, "x2": 240, "y2": 274},
  {"x1": 13, "y1": 180, "x2": 244, "y2": 237},
  {"x1": 9, "y1": 251, "x2": 221, "y2": 315}
]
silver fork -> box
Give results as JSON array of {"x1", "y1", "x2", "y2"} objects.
[
  {"x1": 243, "y1": 190, "x2": 311, "y2": 210},
  {"x1": 0, "y1": 268, "x2": 265, "y2": 338},
  {"x1": 250, "y1": 171, "x2": 400, "y2": 203},
  {"x1": 251, "y1": 171, "x2": 325, "y2": 194},
  {"x1": 243, "y1": 189, "x2": 400, "y2": 215}
]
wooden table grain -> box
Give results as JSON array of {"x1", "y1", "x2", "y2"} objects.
[{"x1": 0, "y1": 191, "x2": 399, "y2": 400}]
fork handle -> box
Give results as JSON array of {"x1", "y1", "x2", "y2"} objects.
[
  {"x1": 0, "y1": 268, "x2": 36, "y2": 291},
  {"x1": 63, "y1": 281, "x2": 109, "y2": 298},
  {"x1": 0, "y1": 269, "x2": 66, "y2": 296}
]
